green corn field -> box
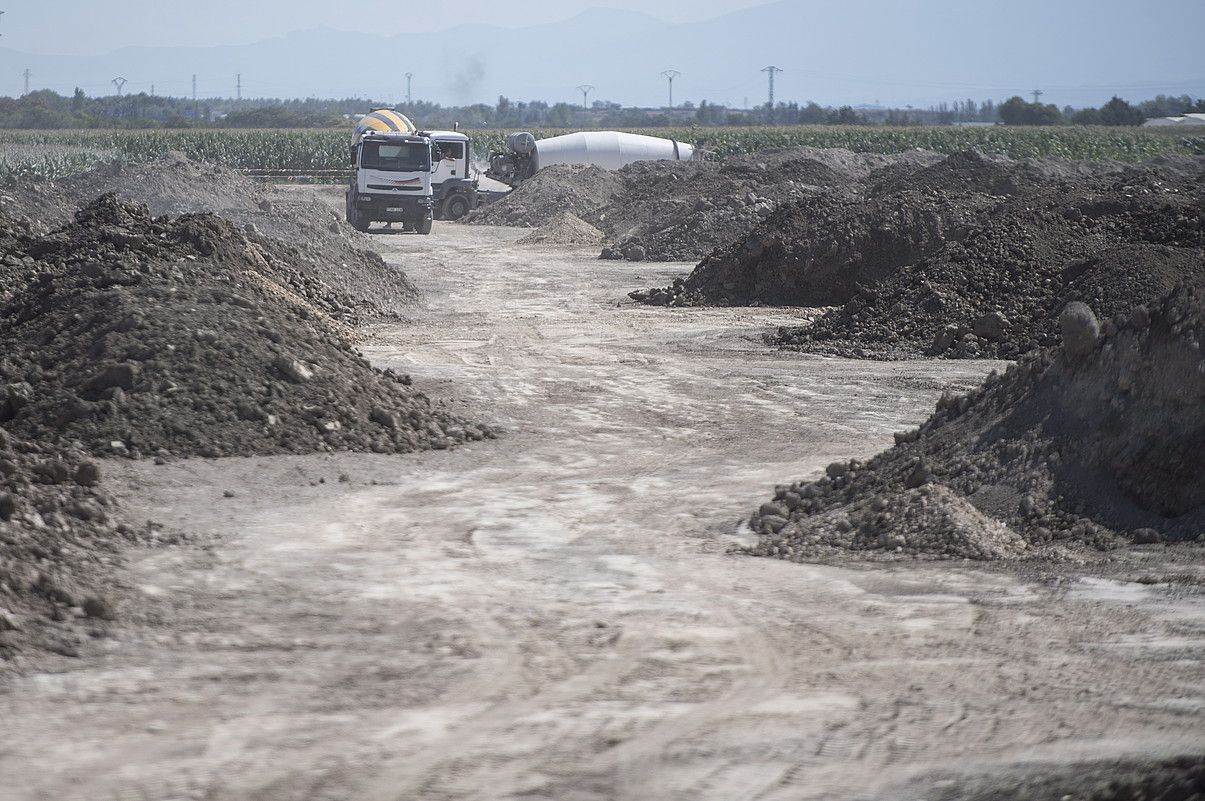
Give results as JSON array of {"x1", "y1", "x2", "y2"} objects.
[{"x1": 0, "y1": 126, "x2": 1200, "y2": 181}]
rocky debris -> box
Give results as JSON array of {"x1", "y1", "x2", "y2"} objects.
[
  {"x1": 2, "y1": 152, "x2": 419, "y2": 321},
  {"x1": 636, "y1": 151, "x2": 1204, "y2": 360},
  {"x1": 0, "y1": 427, "x2": 135, "y2": 664},
  {"x1": 516, "y1": 212, "x2": 604, "y2": 245},
  {"x1": 0, "y1": 195, "x2": 488, "y2": 460},
  {"x1": 746, "y1": 291, "x2": 1205, "y2": 562},
  {"x1": 465, "y1": 165, "x2": 623, "y2": 229}
]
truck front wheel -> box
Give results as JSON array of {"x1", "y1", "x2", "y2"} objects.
[
  {"x1": 346, "y1": 195, "x2": 371, "y2": 232},
  {"x1": 415, "y1": 211, "x2": 433, "y2": 235}
]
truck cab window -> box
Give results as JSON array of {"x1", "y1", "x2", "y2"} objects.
[
  {"x1": 439, "y1": 142, "x2": 465, "y2": 161},
  {"x1": 361, "y1": 142, "x2": 430, "y2": 172}
]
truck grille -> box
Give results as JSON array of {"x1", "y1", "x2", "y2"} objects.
[{"x1": 367, "y1": 184, "x2": 422, "y2": 192}]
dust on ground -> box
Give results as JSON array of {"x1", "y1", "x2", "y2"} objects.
[{"x1": 1, "y1": 220, "x2": 1202, "y2": 801}]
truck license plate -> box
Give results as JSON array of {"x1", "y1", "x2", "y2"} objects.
[{"x1": 386, "y1": 207, "x2": 403, "y2": 212}]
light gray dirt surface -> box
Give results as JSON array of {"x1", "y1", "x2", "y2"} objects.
[{"x1": 2, "y1": 212, "x2": 1204, "y2": 801}]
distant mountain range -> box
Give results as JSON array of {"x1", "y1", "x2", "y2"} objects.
[{"x1": 2, "y1": 0, "x2": 1202, "y2": 108}]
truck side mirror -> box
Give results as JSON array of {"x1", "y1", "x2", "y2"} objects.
[
  {"x1": 349, "y1": 144, "x2": 358, "y2": 166},
  {"x1": 430, "y1": 144, "x2": 442, "y2": 170}
]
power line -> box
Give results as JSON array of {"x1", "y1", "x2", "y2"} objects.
[
  {"x1": 576, "y1": 84, "x2": 594, "y2": 109},
  {"x1": 660, "y1": 69, "x2": 680, "y2": 109},
  {"x1": 761, "y1": 65, "x2": 783, "y2": 108}
]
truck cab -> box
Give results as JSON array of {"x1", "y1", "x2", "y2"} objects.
[
  {"x1": 425, "y1": 130, "x2": 479, "y2": 220},
  {"x1": 346, "y1": 132, "x2": 436, "y2": 234}
]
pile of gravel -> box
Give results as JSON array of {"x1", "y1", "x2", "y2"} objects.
[
  {"x1": 2, "y1": 153, "x2": 419, "y2": 321},
  {"x1": 747, "y1": 290, "x2": 1204, "y2": 562},
  {"x1": 636, "y1": 153, "x2": 1205, "y2": 360},
  {"x1": 0, "y1": 195, "x2": 488, "y2": 461},
  {"x1": 465, "y1": 164, "x2": 623, "y2": 228},
  {"x1": 516, "y1": 211, "x2": 604, "y2": 245}
]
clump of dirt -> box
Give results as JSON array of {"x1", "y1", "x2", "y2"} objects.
[
  {"x1": 0, "y1": 427, "x2": 139, "y2": 664},
  {"x1": 637, "y1": 153, "x2": 1205, "y2": 360},
  {"x1": 3, "y1": 153, "x2": 418, "y2": 320},
  {"x1": 747, "y1": 290, "x2": 1205, "y2": 562},
  {"x1": 517, "y1": 212, "x2": 604, "y2": 245},
  {"x1": 465, "y1": 165, "x2": 623, "y2": 228},
  {"x1": 0, "y1": 195, "x2": 488, "y2": 461}
]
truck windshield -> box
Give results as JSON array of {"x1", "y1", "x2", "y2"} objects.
[{"x1": 360, "y1": 141, "x2": 430, "y2": 172}]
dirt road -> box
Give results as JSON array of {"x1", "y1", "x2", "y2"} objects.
[{"x1": 2, "y1": 220, "x2": 1203, "y2": 801}]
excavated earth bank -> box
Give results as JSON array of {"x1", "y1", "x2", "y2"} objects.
[
  {"x1": 634, "y1": 151, "x2": 1204, "y2": 360},
  {"x1": 0, "y1": 195, "x2": 485, "y2": 665},
  {"x1": 747, "y1": 289, "x2": 1205, "y2": 561}
]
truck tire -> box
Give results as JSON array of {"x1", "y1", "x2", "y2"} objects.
[
  {"x1": 415, "y1": 211, "x2": 433, "y2": 235},
  {"x1": 346, "y1": 193, "x2": 371, "y2": 232},
  {"x1": 444, "y1": 194, "x2": 471, "y2": 221}
]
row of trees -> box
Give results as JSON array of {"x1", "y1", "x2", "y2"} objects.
[
  {"x1": 0, "y1": 88, "x2": 1200, "y2": 129},
  {"x1": 998, "y1": 94, "x2": 1205, "y2": 126}
]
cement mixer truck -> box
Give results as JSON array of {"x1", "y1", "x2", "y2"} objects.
[
  {"x1": 347, "y1": 110, "x2": 489, "y2": 229},
  {"x1": 345, "y1": 109, "x2": 441, "y2": 234},
  {"x1": 487, "y1": 131, "x2": 698, "y2": 187}
]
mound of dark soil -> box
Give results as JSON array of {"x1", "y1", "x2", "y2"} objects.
[
  {"x1": 637, "y1": 153, "x2": 1205, "y2": 360},
  {"x1": 747, "y1": 290, "x2": 1205, "y2": 561},
  {"x1": 629, "y1": 190, "x2": 993, "y2": 307},
  {"x1": 0, "y1": 195, "x2": 487, "y2": 461},
  {"x1": 3, "y1": 153, "x2": 418, "y2": 321},
  {"x1": 465, "y1": 165, "x2": 623, "y2": 228}
]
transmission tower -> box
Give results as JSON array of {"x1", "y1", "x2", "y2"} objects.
[
  {"x1": 1031, "y1": 88, "x2": 1044, "y2": 104},
  {"x1": 22, "y1": 67, "x2": 30, "y2": 95},
  {"x1": 761, "y1": 66, "x2": 783, "y2": 109},
  {"x1": 112, "y1": 76, "x2": 127, "y2": 96},
  {"x1": 405, "y1": 72, "x2": 413, "y2": 105},
  {"x1": 236, "y1": 73, "x2": 242, "y2": 102},
  {"x1": 660, "y1": 69, "x2": 680, "y2": 109},
  {"x1": 192, "y1": 74, "x2": 198, "y2": 121},
  {"x1": 0, "y1": 10, "x2": 5, "y2": 37},
  {"x1": 576, "y1": 84, "x2": 594, "y2": 109}
]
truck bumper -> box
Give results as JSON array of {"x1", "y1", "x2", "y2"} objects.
[{"x1": 355, "y1": 193, "x2": 432, "y2": 222}]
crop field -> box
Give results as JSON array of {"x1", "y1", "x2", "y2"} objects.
[{"x1": 0, "y1": 125, "x2": 1200, "y2": 180}]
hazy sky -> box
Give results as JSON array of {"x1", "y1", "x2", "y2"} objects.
[{"x1": 2, "y1": 0, "x2": 769, "y2": 54}]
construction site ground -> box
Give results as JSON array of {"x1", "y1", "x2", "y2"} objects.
[{"x1": 2, "y1": 202, "x2": 1203, "y2": 801}]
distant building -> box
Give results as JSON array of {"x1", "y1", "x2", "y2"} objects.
[{"x1": 1142, "y1": 113, "x2": 1205, "y2": 127}]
